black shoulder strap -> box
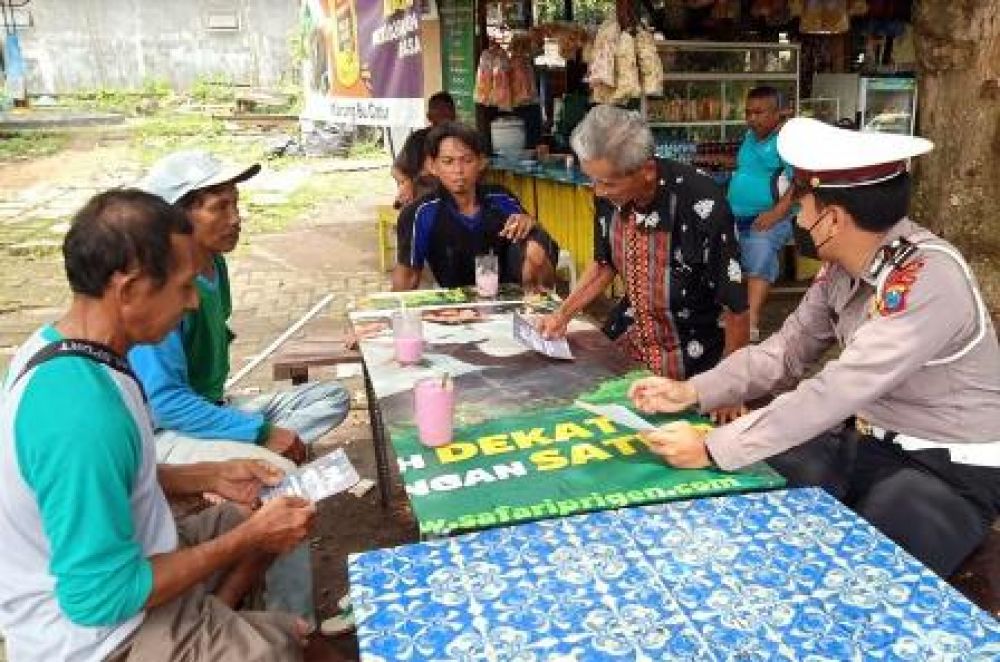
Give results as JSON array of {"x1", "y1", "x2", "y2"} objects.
[{"x1": 11, "y1": 339, "x2": 147, "y2": 402}]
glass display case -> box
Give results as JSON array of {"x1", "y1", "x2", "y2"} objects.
[
  {"x1": 859, "y1": 74, "x2": 917, "y2": 136},
  {"x1": 646, "y1": 41, "x2": 801, "y2": 169},
  {"x1": 800, "y1": 97, "x2": 841, "y2": 125}
]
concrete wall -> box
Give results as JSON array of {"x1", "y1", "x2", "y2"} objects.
[{"x1": 14, "y1": 0, "x2": 299, "y2": 93}]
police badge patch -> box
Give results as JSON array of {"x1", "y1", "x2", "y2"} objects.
[{"x1": 877, "y1": 259, "x2": 925, "y2": 315}]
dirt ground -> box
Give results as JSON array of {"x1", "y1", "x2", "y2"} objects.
[{"x1": 0, "y1": 134, "x2": 133, "y2": 191}]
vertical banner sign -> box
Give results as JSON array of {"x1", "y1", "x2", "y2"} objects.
[
  {"x1": 302, "y1": 0, "x2": 424, "y2": 127},
  {"x1": 438, "y1": 0, "x2": 476, "y2": 122}
]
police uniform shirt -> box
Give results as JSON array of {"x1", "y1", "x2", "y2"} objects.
[
  {"x1": 691, "y1": 217, "x2": 1000, "y2": 471},
  {"x1": 594, "y1": 158, "x2": 748, "y2": 378},
  {"x1": 396, "y1": 183, "x2": 554, "y2": 288}
]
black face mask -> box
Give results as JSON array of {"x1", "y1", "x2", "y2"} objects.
[{"x1": 794, "y1": 210, "x2": 833, "y2": 260}]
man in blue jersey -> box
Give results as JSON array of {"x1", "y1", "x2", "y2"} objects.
[
  {"x1": 393, "y1": 121, "x2": 558, "y2": 291},
  {"x1": 0, "y1": 190, "x2": 315, "y2": 661},
  {"x1": 727, "y1": 86, "x2": 796, "y2": 341}
]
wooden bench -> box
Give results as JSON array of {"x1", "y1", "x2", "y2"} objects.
[{"x1": 271, "y1": 338, "x2": 361, "y2": 385}]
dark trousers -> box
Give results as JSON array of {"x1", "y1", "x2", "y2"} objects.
[{"x1": 769, "y1": 427, "x2": 1000, "y2": 577}]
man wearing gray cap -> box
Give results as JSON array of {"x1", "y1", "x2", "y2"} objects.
[
  {"x1": 130, "y1": 150, "x2": 350, "y2": 623},
  {"x1": 630, "y1": 118, "x2": 1000, "y2": 577},
  {"x1": 131, "y1": 149, "x2": 349, "y2": 471}
]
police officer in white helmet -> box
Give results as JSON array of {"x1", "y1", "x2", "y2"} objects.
[{"x1": 629, "y1": 118, "x2": 1000, "y2": 577}]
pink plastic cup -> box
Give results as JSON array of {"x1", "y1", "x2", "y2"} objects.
[
  {"x1": 392, "y1": 311, "x2": 423, "y2": 365},
  {"x1": 476, "y1": 271, "x2": 499, "y2": 298},
  {"x1": 475, "y1": 253, "x2": 499, "y2": 298},
  {"x1": 414, "y1": 377, "x2": 455, "y2": 447}
]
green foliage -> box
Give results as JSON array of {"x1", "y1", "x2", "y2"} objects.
[
  {"x1": 61, "y1": 79, "x2": 171, "y2": 113},
  {"x1": 76, "y1": 88, "x2": 134, "y2": 111},
  {"x1": 0, "y1": 131, "x2": 71, "y2": 161},
  {"x1": 129, "y1": 113, "x2": 237, "y2": 164},
  {"x1": 349, "y1": 138, "x2": 386, "y2": 159},
  {"x1": 288, "y1": 18, "x2": 310, "y2": 67},
  {"x1": 140, "y1": 78, "x2": 173, "y2": 98},
  {"x1": 190, "y1": 74, "x2": 236, "y2": 104},
  {"x1": 534, "y1": 0, "x2": 615, "y2": 24},
  {"x1": 132, "y1": 113, "x2": 224, "y2": 140},
  {"x1": 347, "y1": 126, "x2": 385, "y2": 159}
]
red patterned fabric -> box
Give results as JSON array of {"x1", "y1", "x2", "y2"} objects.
[{"x1": 614, "y1": 209, "x2": 685, "y2": 378}]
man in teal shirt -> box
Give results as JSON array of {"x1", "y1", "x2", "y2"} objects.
[
  {"x1": 0, "y1": 189, "x2": 315, "y2": 661},
  {"x1": 727, "y1": 86, "x2": 796, "y2": 340}
]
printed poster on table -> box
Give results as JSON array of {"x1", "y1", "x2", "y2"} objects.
[
  {"x1": 301, "y1": 0, "x2": 424, "y2": 127},
  {"x1": 389, "y1": 372, "x2": 784, "y2": 537}
]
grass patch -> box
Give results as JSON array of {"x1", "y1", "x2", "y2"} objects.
[
  {"x1": 190, "y1": 75, "x2": 236, "y2": 105},
  {"x1": 0, "y1": 131, "x2": 71, "y2": 161},
  {"x1": 61, "y1": 80, "x2": 173, "y2": 113},
  {"x1": 348, "y1": 138, "x2": 387, "y2": 159},
  {"x1": 347, "y1": 126, "x2": 387, "y2": 159},
  {"x1": 241, "y1": 169, "x2": 393, "y2": 236},
  {"x1": 129, "y1": 113, "x2": 268, "y2": 165}
]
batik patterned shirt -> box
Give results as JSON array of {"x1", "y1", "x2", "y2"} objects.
[{"x1": 594, "y1": 159, "x2": 748, "y2": 378}]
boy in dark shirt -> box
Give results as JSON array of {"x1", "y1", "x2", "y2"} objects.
[{"x1": 393, "y1": 122, "x2": 557, "y2": 290}]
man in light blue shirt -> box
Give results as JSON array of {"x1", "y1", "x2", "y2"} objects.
[
  {"x1": 128, "y1": 149, "x2": 350, "y2": 626},
  {"x1": 727, "y1": 86, "x2": 796, "y2": 340}
]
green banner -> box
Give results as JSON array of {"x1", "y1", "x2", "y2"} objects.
[
  {"x1": 390, "y1": 372, "x2": 785, "y2": 536},
  {"x1": 438, "y1": 0, "x2": 476, "y2": 123}
]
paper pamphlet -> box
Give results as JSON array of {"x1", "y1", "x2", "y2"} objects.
[
  {"x1": 575, "y1": 401, "x2": 716, "y2": 435},
  {"x1": 574, "y1": 401, "x2": 657, "y2": 431},
  {"x1": 261, "y1": 448, "x2": 360, "y2": 503},
  {"x1": 512, "y1": 311, "x2": 574, "y2": 360}
]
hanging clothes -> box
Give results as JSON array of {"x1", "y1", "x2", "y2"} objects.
[
  {"x1": 588, "y1": 18, "x2": 619, "y2": 89},
  {"x1": 636, "y1": 28, "x2": 664, "y2": 97},
  {"x1": 474, "y1": 48, "x2": 496, "y2": 105},
  {"x1": 800, "y1": 0, "x2": 849, "y2": 34},
  {"x1": 509, "y1": 54, "x2": 538, "y2": 107}
]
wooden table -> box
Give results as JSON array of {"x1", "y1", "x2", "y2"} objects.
[{"x1": 350, "y1": 289, "x2": 782, "y2": 536}]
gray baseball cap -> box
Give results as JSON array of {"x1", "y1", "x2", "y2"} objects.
[{"x1": 138, "y1": 149, "x2": 261, "y2": 204}]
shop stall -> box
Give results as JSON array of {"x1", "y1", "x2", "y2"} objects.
[
  {"x1": 649, "y1": 40, "x2": 800, "y2": 182},
  {"x1": 434, "y1": 0, "x2": 919, "y2": 282}
]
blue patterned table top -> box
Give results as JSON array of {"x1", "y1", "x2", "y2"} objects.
[{"x1": 349, "y1": 488, "x2": 1000, "y2": 661}]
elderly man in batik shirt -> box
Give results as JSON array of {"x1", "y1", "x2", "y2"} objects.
[{"x1": 540, "y1": 105, "x2": 750, "y2": 402}]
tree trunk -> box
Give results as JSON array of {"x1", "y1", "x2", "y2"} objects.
[{"x1": 911, "y1": 1, "x2": 1000, "y2": 318}]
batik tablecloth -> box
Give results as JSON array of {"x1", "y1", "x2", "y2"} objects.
[{"x1": 349, "y1": 487, "x2": 1000, "y2": 661}]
